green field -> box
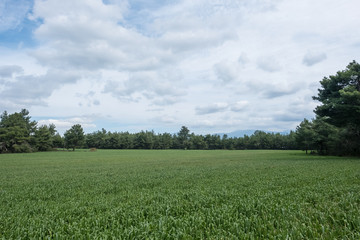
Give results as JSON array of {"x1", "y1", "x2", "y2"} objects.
[{"x1": 0, "y1": 150, "x2": 359, "y2": 239}]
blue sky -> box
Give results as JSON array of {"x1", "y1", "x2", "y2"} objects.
[{"x1": 1, "y1": 0, "x2": 359, "y2": 135}]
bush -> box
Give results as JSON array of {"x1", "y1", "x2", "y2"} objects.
[{"x1": 12, "y1": 142, "x2": 33, "y2": 153}]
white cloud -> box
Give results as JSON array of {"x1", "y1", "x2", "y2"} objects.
[
  {"x1": 30, "y1": 0, "x2": 169, "y2": 72},
  {"x1": 38, "y1": 117, "x2": 96, "y2": 134}
]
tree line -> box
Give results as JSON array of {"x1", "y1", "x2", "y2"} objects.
[
  {"x1": 83, "y1": 127, "x2": 298, "y2": 150},
  {"x1": 1, "y1": 61, "x2": 359, "y2": 155}
]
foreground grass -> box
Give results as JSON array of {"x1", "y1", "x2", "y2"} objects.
[{"x1": 0, "y1": 150, "x2": 359, "y2": 239}]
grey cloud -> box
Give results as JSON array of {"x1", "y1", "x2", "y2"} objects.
[
  {"x1": 103, "y1": 70, "x2": 186, "y2": 105},
  {"x1": 352, "y1": 42, "x2": 360, "y2": 48},
  {"x1": 262, "y1": 88, "x2": 298, "y2": 99},
  {"x1": 302, "y1": 51, "x2": 327, "y2": 66},
  {"x1": 230, "y1": 101, "x2": 249, "y2": 112},
  {"x1": 0, "y1": 65, "x2": 23, "y2": 78},
  {"x1": 87, "y1": 91, "x2": 95, "y2": 97},
  {"x1": 238, "y1": 53, "x2": 249, "y2": 65},
  {"x1": 146, "y1": 108, "x2": 164, "y2": 112},
  {"x1": 150, "y1": 115, "x2": 176, "y2": 125},
  {"x1": 196, "y1": 100, "x2": 249, "y2": 115},
  {"x1": 30, "y1": 35, "x2": 174, "y2": 72},
  {"x1": 76, "y1": 91, "x2": 101, "y2": 106},
  {"x1": 0, "y1": 70, "x2": 80, "y2": 106},
  {"x1": 0, "y1": 98, "x2": 47, "y2": 112},
  {"x1": 160, "y1": 29, "x2": 237, "y2": 54},
  {"x1": 273, "y1": 99, "x2": 317, "y2": 123},
  {"x1": 30, "y1": 44, "x2": 125, "y2": 71},
  {"x1": 152, "y1": 97, "x2": 179, "y2": 106},
  {"x1": 273, "y1": 113, "x2": 303, "y2": 122},
  {"x1": 260, "y1": 78, "x2": 305, "y2": 99},
  {"x1": 78, "y1": 91, "x2": 98, "y2": 99},
  {"x1": 244, "y1": 78, "x2": 299, "y2": 100},
  {"x1": 214, "y1": 62, "x2": 238, "y2": 84},
  {"x1": 257, "y1": 57, "x2": 281, "y2": 72},
  {"x1": 292, "y1": 32, "x2": 322, "y2": 44},
  {"x1": 195, "y1": 103, "x2": 229, "y2": 115},
  {"x1": 213, "y1": 55, "x2": 249, "y2": 84}
]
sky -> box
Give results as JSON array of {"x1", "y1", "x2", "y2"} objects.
[{"x1": 0, "y1": 0, "x2": 359, "y2": 135}]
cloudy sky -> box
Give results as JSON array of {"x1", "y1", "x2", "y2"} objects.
[{"x1": 0, "y1": 0, "x2": 359, "y2": 135}]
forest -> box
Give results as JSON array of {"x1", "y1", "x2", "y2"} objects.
[{"x1": 0, "y1": 61, "x2": 359, "y2": 155}]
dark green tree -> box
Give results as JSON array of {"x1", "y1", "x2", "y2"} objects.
[
  {"x1": 0, "y1": 109, "x2": 37, "y2": 153},
  {"x1": 119, "y1": 132, "x2": 133, "y2": 149},
  {"x1": 177, "y1": 126, "x2": 190, "y2": 149},
  {"x1": 53, "y1": 133, "x2": 64, "y2": 148},
  {"x1": 104, "y1": 132, "x2": 121, "y2": 149},
  {"x1": 250, "y1": 131, "x2": 271, "y2": 149},
  {"x1": 34, "y1": 124, "x2": 56, "y2": 151},
  {"x1": 156, "y1": 133, "x2": 173, "y2": 149},
  {"x1": 295, "y1": 119, "x2": 315, "y2": 154},
  {"x1": 204, "y1": 134, "x2": 221, "y2": 150},
  {"x1": 313, "y1": 60, "x2": 360, "y2": 155},
  {"x1": 134, "y1": 131, "x2": 154, "y2": 149},
  {"x1": 312, "y1": 118, "x2": 339, "y2": 155},
  {"x1": 234, "y1": 137, "x2": 246, "y2": 150},
  {"x1": 313, "y1": 61, "x2": 360, "y2": 127},
  {"x1": 85, "y1": 128, "x2": 107, "y2": 148},
  {"x1": 64, "y1": 124, "x2": 85, "y2": 151},
  {"x1": 189, "y1": 133, "x2": 207, "y2": 149},
  {"x1": 283, "y1": 131, "x2": 297, "y2": 150}
]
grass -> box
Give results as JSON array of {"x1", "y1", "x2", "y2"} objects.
[{"x1": 0, "y1": 150, "x2": 359, "y2": 239}]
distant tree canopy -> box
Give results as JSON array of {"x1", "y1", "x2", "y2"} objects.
[
  {"x1": 295, "y1": 60, "x2": 360, "y2": 156},
  {"x1": 82, "y1": 128, "x2": 297, "y2": 151}
]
